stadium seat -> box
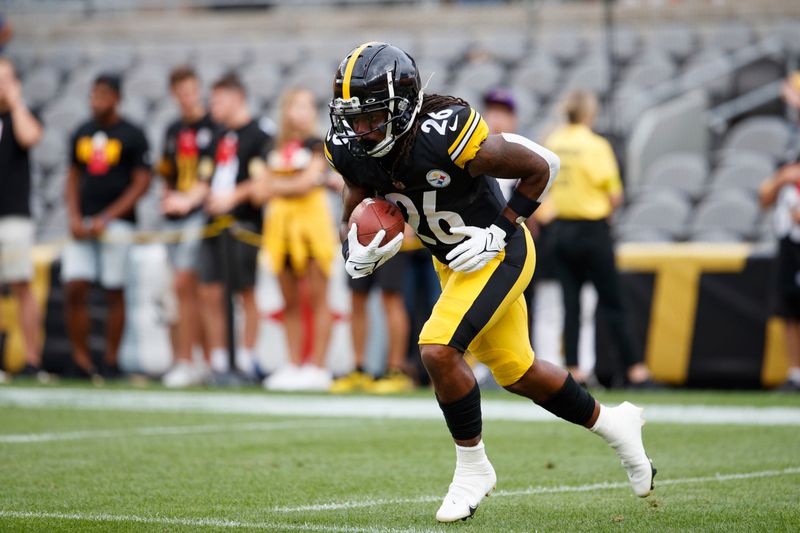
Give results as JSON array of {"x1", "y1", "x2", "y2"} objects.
[
  {"x1": 137, "y1": 44, "x2": 193, "y2": 68},
  {"x1": 539, "y1": 32, "x2": 585, "y2": 65},
  {"x1": 564, "y1": 63, "x2": 610, "y2": 96},
  {"x1": 241, "y1": 63, "x2": 283, "y2": 106},
  {"x1": 6, "y1": 45, "x2": 38, "y2": 78},
  {"x1": 643, "y1": 25, "x2": 696, "y2": 62},
  {"x1": 119, "y1": 97, "x2": 150, "y2": 125},
  {"x1": 452, "y1": 61, "x2": 506, "y2": 96},
  {"x1": 614, "y1": 226, "x2": 674, "y2": 244},
  {"x1": 699, "y1": 22, "x2": 754, "y2": 53},
  {"x1": 510, "y1": 61, "x2": 560, "y2": 100},
  {"x1": 31, "y1": 132, "x2": 67, "y2": 174},
  {"x1": 22, "y1": 66, "x2": 61, "y2": 109},
  {"x1": 708, "y1": 158, "x2": 775, "y2": 196},
  {"x1": 124, "y1": 65, "x2": 169, "y2": 106},
  {"x1": 195, "y1": 62, "x2": 227, "y2": 86},
  {"x1": 194, "y1": 43, "x2": 250, "y2": 71},
  {"x1": 41, "y1": 43, "x2": 87, "y2": 77},
  {"x1": 635, "y1": 152, "x2": 709, "y2": 201},
  {"x1": 622, "y1": 58, "x2": 675, "y2": 90},
  {"x1": 680, "y1": 52, "x2": 733, "y2": 98},
  {"x1": 689, "y1": 229, "x2": 746, "y2": 243},
  {"x1": 470, "y1": 33, "x2": 530, "y2": 64},
  {"x1": 42, "y1": 100, "x2": 85, "y2": 137},
  {"x1": 87, "y1": 47, "x2": 137, "y2": 75},
  {"x1": 689, "y1": 190, "x2": 760, "y2": 241},
  {"x1": 715, "y1": 149, "x2": 776, "y2": 172},
  {"x1": 616, "y1": 192, "x2": 692, "y2": 241},
  {"x1": 609, "y1": 26, "x2": 641, "y2": 63},
  {"x1": 721, "y1": 116, "x2": 792, "y2": 162}
]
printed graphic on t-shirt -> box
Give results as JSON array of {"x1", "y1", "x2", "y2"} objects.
[
  {"x1": 76, "y1": 132, "x2": 122, "y2": 176},
  {"x1": 212, "y1": 131, "x2": 239, "y2": 194}
]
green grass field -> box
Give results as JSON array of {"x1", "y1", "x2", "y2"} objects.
[{"x1": 1, "y1": 381, "x2": 799, "y2": 532}]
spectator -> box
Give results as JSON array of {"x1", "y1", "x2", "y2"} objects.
[
  {"x1": 544, "y1": 90, "x2": 652, "y2": 388},
  {"x1": 255, "y1": 88, "x2": 335, "y2": 391},
  {"x1": 63, "y1": 73, "x2": 152, "y2": 381},
  {"x1": 759, "y1": 129, "x2": 800, "y2": 393},
  {"x1": 330, "y1": 226, "x2": 414, "y2": 394},
  {"x1": 157, "y1": 66, "x2": 216, "y2": 388},
  {"x1": 0, "y1": 57, "x2": 46, "y2": 381},
  {"x1": 200, "y1": 73, "x2": 272, "y2": 377}
]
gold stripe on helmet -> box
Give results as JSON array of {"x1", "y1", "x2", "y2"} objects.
[{"x1": 343, "y1": 42, "x2": 377, "y2": 100}]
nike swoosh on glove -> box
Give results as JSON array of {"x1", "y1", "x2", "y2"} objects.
[
  {"x1": 445, "y1": 224, "x2": 508, "y2": 273},
  {"x1": 345, "y1": 223, "x2": 404, "y2": 279}
]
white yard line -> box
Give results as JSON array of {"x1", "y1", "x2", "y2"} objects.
[
  {"x1": 0, "y1": 510, "x2": 423, "y2": 533},
  {"x1": 1, "y1": 387, "x2": 799, "y2": 426},
  {"x1": 0, "y1": 420, "x2": 344, "y2": 444},
  {"x1": 2, "y1": 467, "x2": 798, "y2": 531},
  {"x1": 269, "y1": 466, "x2": 800, "y2": 514}
]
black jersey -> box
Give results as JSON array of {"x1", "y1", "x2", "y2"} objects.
[{"x1": 325, "y1": 104, "x2": 503, "y2": 263}]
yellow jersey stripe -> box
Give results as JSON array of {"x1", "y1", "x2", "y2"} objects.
[
  {"x1": 453, "y1": 115, "x2": 489, "y2": 169},
  {"x1": 447, "y1": 108, "x2": 476, "y2": 156},
  {"x1": 342, "y1": 42, "x2": 375, "y2": 100}
]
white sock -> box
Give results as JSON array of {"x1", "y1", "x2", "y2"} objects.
[
  {"x1": 455, "y1": 439, "x2": 489, "y2": 467},
  {"x1": 589, "y1": 404, "x2": 614, "y2": 440},
  {"x1": 210, "y1": 348, "x2": 229, "y2": 373},
  {"x1": 788, "y1": 367, "x2": 800, "y2": 384}
]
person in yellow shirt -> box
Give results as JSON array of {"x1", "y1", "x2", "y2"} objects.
[{"x1": 544, "y1": 90, "x2": 652, "y2": 388}]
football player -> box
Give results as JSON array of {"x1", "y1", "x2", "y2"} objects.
[{"x1": 325, "y1": 43, "x2": 655, "y2": 523}]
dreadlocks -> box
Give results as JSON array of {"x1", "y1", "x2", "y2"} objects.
[{"x1": 389, "y1": 94, "x2": 471, "y2": 176}]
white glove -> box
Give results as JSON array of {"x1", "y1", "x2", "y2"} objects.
[
  {"x1": 345, "y1": 224, "x2": 404, "y2": 279},
  {"x1": 445, "y1": 224, "x2": 509, "y2": 273}
]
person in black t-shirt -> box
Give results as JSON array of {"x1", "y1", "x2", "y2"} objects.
[
  {"x1": 62, "y1": 73, "x2": 152, "y2": 380},
  {"x1": 157, "y1": 66, "x2": 217, "y2": 388},
  {"x1": 0, "y1": 57, "x2": 46, "y2": 381},
  {"x1": 199, "y1": 73, "x2": 273, "y2": 376}
]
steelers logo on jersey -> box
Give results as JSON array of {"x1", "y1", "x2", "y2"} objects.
[{"x1": 426, "y1": 169, "x2": 451, "y2": 188}]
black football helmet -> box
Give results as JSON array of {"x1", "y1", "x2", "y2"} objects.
[{"x1": 329, "y1": 42, "x2": 423, "y2": 158}]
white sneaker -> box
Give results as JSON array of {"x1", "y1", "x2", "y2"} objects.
[
  {"x1": 291, "y1": 365, "x2": 333, "y2": 392},
  {"x1": 210, "y1": 349, "x2": 230, "y2": 374},
  {"x1": 263, "y1": 365, "x2": 301, "y2": 391},
  {"x1": 191, "y1": 361, "x2": 211, "y2": 385},
  {"x1": 591, "y1": 401, "x2": 656, "y2": 497},
  {"x1": 163, "y1": 361, "x2": 196, "y2": 388},
  {"x1": 436, "y1": 441, "x2": 497, "y2": 522}
]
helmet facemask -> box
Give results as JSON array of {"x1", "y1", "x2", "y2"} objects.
[{"x1": 330, "y1": 70, "x2": 423, "y2": 159}]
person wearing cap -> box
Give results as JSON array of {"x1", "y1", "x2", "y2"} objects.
[
  {"x1": 543, "y1": 90, "x2": 652, "y2": 388},
  {"x1": 62, "y1": 73, "x2": 152, "y2": 381}
]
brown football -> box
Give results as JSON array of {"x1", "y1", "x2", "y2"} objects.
[{"x1": 348, "y1": 198, "x2": 405, "y2": 246}]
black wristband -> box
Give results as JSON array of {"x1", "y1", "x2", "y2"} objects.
[
  {"x1": 507, "y1": 190, "x2": 541, "y2": 220},
  {"x1": 491, "y1": 212, "x2": 518, "y2": 237},
  {"x1": 341, "y1": 239, "x2": 349, "y2": 260}
]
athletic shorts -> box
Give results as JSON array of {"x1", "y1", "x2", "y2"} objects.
[
  {"x1": 419, "y1": 226, "x2": 537, "y2": 387},
  {"x1": 0, "y1": 216, "x2": 34, "y2": 284},
  {"x1": 348, "y1": 250, "x2": 411, "y2": 294},
  {"x1": 61, "y1": 219, "x2": 135, "y2": 289},
  {"x1": 198, "y1": 220, "x2": 260, "y2": 291},
  {"x1": 163, "y1": 211, "x2": 207, "y2": 273}
]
